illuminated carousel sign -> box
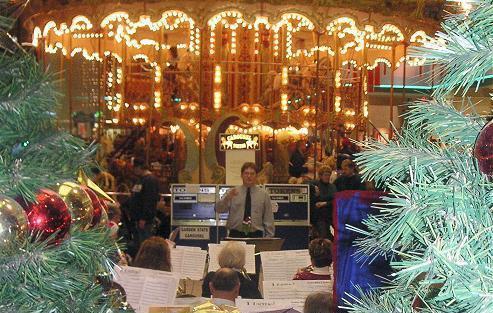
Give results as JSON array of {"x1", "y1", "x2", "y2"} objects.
[{"x1": 219, "y1": 134, "x2": 260, "y2": 151}]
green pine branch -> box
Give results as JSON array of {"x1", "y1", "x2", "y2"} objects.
[
  {"x1": 0, "y1": 228, "x2": 124, "y2": 313},
  {"x1": 411, "y1": 0, "x2": 493, "y2": 96}
]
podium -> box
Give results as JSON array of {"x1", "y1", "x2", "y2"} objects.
[{"x1": 223, "y1": 237, "x2": 284, "y2": 253}]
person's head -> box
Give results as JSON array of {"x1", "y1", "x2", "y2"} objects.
[
  {"x1": 107, "y1": 203, "x2": 121, "y2": 224},
  {"x1": 304, "y1": 292, "x2": 334, "y2": 313},
  {"x1": 218, "y1": 241, "x2": 246, "y2": 270},
  {"x1": 241, "y1": 162, "x2": 258, "y2": 187},
  {"x1": 341, "y1": 159, "x2": 356, "y2": 177},
  {"x1": 296, "y1": 139, "x2": 306, "y2": 152},
  {"x1": 133, "y1": 158, "x2": 148, "y2": 176},
  {"x1": 309, "y1": 238, "x2": 332, "y2": 268},
  {"x1": 209, "y1": 268, "x2": 240, "y2": 302},
  {"x1": 318, "y1": 166, "x2": 332, "y2": 184},
  {"x1": 133, "y1": 236, "x2": 171, "y2": 271}
]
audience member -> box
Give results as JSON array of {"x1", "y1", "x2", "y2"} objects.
[
  {"x1": 314, "y1": 166, "x2": 337, "y2": 240},
  {"x1": 289, "y1": 140, "x2": 308, "y2": 178},
  {"x1": 128, "y1": 158, "x2": 160, "y2": 250},
  {"x1": 334, "y1": 159, "x2": 365, "y2": 191},
  {"x1": 294, "y1": 238, "x2": 332, "y2": 280},
  {"x1": 133, "y1": 236, "x2": 171, "y2": 272},
  {"x1": 202, "y1": 242, "x2": 262, "y2": 299},
  {"x1": 304, "y1": 292, "x2": 334, "y2": 313},
  {"x1": 209, "y1": 268, "x2": 240, "y2": 307},
  {"x1": 321, "y1": 155, "x2": 338, "y2": 183}
]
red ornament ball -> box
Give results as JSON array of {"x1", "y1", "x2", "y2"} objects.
[
  {"x1": 19, "y1": 189, "x2": 71, "y2": 241},
  {"x1": 474, "y1": 120, "x2": 493, "y2": 176},
  {"x1": 81, "y1": 186, "x2": 105, "y2": 227}
]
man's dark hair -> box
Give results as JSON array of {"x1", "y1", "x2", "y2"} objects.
[
  {"x1": 211, "y1": 268, "x2": 240, "y2": 292},
  {"x1": 133, "y1": 158, "x2": 148, "y2": 170},
  {"x1": 241, "y1": 162, "x2": 257, "y2": 174},
  {"x1": 309, "y1": 238, "x2": 332, "y2": 268},
  {"x1": 91, "y1": 167, "x2": 101, "y2": 175},
  {"x1": 304, "y1": 292, "x2": 333, "y2": 313}
]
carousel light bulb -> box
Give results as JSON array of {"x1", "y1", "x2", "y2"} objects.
[
  {"x1": 213, "y1": 91, "x2": 222, "y2": 109},
  {"x1": 281, "y1": 67, "x2": 288, "y2": 86},
  {"x1": 214, "y1": 65, "x2": 221, "y2": 84},
  {"x1": 335, "y1": 71, "x2": 341, "y2": 88},
  {"x1": 281, "y1": 94, "x2": 288, "y2": 111}
]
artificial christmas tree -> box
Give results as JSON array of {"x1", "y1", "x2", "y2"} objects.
[
  {"x1": 0, "y1": 2, "x2": 130, "y2": 312},
  {"x1": 344, "y1": 1, "x2": 493, "y2": 312}
]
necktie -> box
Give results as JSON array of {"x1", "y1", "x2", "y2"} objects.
[{"x1": 244, "y1": 187, "x2": 251, "y2": 221}]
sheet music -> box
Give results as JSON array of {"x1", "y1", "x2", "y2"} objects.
[
  {"x1": 262, "y1": 280, "x2": 331, "y2": 299},
  {"x1": 260, "y1": 250, "x2": 310, "y2": 281},
  {"x1": 208, "y1": 242, "x2": 256, "y2": 273},
  {"x1": 235, "y1": 299, "x2": 305, "y2": 313},
  {"x1": 113, "y1": 266, "x2": 147, "y2": 309},
  {"x1": 140, "y1": 275, "x2": 179, "y2": 312},
  {"x1": 113, "y1": 266, "x2": 179, "y2": 313},
  {"x1": 171, "y1": 247, "x2": 208, "y2": 279}
]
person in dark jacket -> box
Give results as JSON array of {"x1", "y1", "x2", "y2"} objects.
[
  {"x1": 314, "y1": 166, "x2": 337, "y2": 240},
  {"x1": 202, "y1": 242, "x2": 262, "y2": 299},
  {"x1": 334, "y1": 159, "x2": 365, "y2": 191},
  {"x1": 129, "y1": 158, "x2": 160, "y2": 250},
  {"x1": 289, "y1": 140, "x2": 308, "y2": 178}
]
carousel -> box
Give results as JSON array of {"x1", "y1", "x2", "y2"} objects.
[{"x1": 21, "y1": 0, "x2": 443, "y2": 185}]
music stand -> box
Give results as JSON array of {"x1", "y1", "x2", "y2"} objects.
[{"x1": 223, "y1": 237, "x2": 285, "y2": 253}]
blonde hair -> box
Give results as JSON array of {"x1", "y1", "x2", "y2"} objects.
[
  {"x1": 322, "y1": 156, "x2": 336, "y2": 170},
  {"x1": 318, "y1": 166, "x2": 332, "y2": 177},
  {"x1": 218, "y1": 242, "x2": 246, "y2": 269}
]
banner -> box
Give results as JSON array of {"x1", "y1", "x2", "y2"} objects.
[{"x1": 333, "y1": 191, "x2": 391, "y2": 312}]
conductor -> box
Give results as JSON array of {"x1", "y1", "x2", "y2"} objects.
[{"x1": 216, "y1": 162, "x2": 275, "y2": 238}]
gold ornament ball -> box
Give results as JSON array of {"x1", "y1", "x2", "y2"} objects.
[
  {"x1": 0, "y1": 195, "x2": 28, "y2": 246},
  {"x1": 58, "y1": 182, "x2": 94, "y2": 230}
]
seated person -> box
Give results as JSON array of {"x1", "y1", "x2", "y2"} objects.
[
  {"x1": 202, "y1": 242, "x2": 262, "y2": 299},
  {"x1": 132, "y1": 236, "x2": 171, "y2": 271},
  {"x1": 209, "y1": 268, "x2": 240, "y2": 307},
  {"x1": 191, "y1": 268, "x2": 240, "y2": 312},
  {"x1": 304, "y1": 292, "x2": 334, "y2": 313},
  {"x1": 294, "y1": 238, "x2": 332, "y2": 280}
]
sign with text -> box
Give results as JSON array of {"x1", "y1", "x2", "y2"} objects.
[
  {"x1": 264, "y1": 184, "x2": 309, "y2": 221},
  {"x1": 179, "y1": 226, "x2": 210, "y2": 240},
  {"x1": 171, "y1": 184, "x2": 217, "y2": 222},
  {"x1": 235, "y1": 299, "x2": 304, "y2": 313},
  {"x1": 219, "y1": 133, "x2": 260, "y2": 150}
]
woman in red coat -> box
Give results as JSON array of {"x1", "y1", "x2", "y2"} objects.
[{"x1": 294, "y1": 238, "x2": 332, "y2": 280}]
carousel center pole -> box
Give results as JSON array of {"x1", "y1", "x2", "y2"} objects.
[
  {"x1": 198, "y1": 27, "x2": 204, "y2": 183},
  {"x1": 314, "y1": 31, "x2": 321, "y2": 176}
]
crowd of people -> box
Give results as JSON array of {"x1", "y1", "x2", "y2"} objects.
[
  {"x1": 110, "y1": 237, "x2": 334, "y2": 312},
  {"x1": 288, "y1": 138, "x2": 365, "y2": 240},
  {"x1": 91, "y1": 136, "x2": 369, "y2": 312}
]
